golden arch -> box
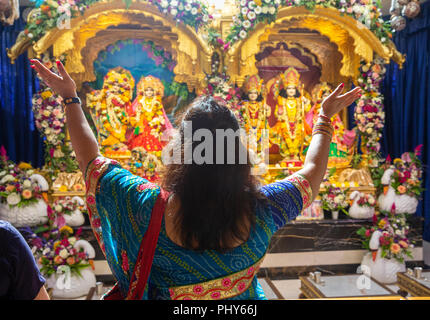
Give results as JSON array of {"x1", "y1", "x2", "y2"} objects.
[
  {"x1": 8, "y1": 0, "x2": 212, "y2": 91},
  {"x1": 225, "y1": 6, "x2": 404, "y2": 86}
]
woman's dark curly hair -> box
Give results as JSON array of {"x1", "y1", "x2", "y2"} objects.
[{"x1": 161, "y1": 96, "x2": 265, "y2": 253}]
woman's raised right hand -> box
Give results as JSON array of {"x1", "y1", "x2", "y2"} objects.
[
  {"x1": 320, "y1": 83, "x2": 362, "y2": 119},
  {"x1": 30, "y1": 59, "x2": 78, "y2": 99}
]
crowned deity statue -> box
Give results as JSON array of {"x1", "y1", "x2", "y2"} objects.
[
  {"x1": 86, "y1": 67, "x2": 135, "y2": 157},
  {"x1": 270, "y1": 67, "x2": 312, "y2": 165},
  {"x1": 238, "y1": 75, "x2": 271, "y2": 155},
  {"x1": 127, "y1": 75, "x2": 173, "y2": 158},
  {"x1": 305, "y1": 82, "x2": 356, "y2": 165}
]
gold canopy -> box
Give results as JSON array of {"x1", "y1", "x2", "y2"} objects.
[
  {"x1": 7, "y1": 0, "x2": 212, "y2": 91},
  {"x1": 223, "y1": 6, "x2": 405, "y2": 86}
]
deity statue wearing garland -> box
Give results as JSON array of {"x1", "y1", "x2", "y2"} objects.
[
  {"x1": 126, "y1": 147, "x2": 163, "y2": 182},
  {"x1": 305, "y1": 83, "x2": 356, "y2": 166},
  {"x1": 270, "y1": 67, "x2": 312, "y2": 165},
  {"x1": 238, "y1": 75, "x2": 271, "y2": 156},
  {"x1": 86, "y1": 67, "x2": 134, "y2": 157},
  {"x1": 127, "y1": 76, "x2": 173, "y2": 158}
]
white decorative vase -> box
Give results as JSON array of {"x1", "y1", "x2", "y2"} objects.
[
  {"x1": 360, "y1": 250, "x2": 406, "y2": 284},
  {"x1": 348, "y1": 205, "x2": 375, "y2": 219},
  {"x1": 332, "y1": 211, "x2": 339, "y2": 220},
  {"x1": 45, "y1": 239, "x2": 96, "y2": 299},
  {"x1": 64, "y1": 209, "x2": 85, "y2": 227},
  {"x1": 46, "y1": 267, "x2": 96, "y2": 299},
  {"x1": 348, "y1": 191, "x2": 375, "y2": 219},
  {"x1": 0, "y1": 199, "x2": 48, "y2": 227},
  {"x1": 378, "y1": 186, "x2": 419, "y2": 215}
]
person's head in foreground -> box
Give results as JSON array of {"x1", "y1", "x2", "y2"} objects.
[{"x1": 162, "y1": 96, "x2": 263, "y2": 253}]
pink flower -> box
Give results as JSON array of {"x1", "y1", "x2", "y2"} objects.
[
  {"x1": 247, "y1": 266, "x2": 255, "y2": 276},
  {"x1": 222, "y1": 278, "x2": 232, "y2": 288},
  {"x1": 401, "y1": 152, "x2": 412, "y2": 163},
  {"x1": 210, "y1": 291, "x2": 221, "y2": 299},
  {"x1": 238, "y1": 282, "x2": 246, "y2": 292},
  {"x1": 386, "y1": 154, "x2": 392, "y2": 163},
  {"x1": 193, "y1": 285, "x2": 204, "y2": 295},
  {"x1": 87, "y1": 195, "x2": 95, "y2": 205},
  {"x1": 414, "y1": 144, "x2": 423, "y2": 156},
  {"x1": 92, "y1": 218, "x2": 101, "y2": 228}
]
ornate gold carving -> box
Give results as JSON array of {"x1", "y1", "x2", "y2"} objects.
[
  {"x1": 8, "y1": 0, "x2": 211, "y2": 92},
  {"x1": 226, "y1": 5, "x2": 403, "y2": 85},
  {"x1": 337, "y1": 167, "x2": 374, "y2": 187},
  {"x1": 397, "y1": 273, "x2": 430, "y2": 297}
]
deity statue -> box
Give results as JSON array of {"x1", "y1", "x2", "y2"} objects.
[
  {"x1": 305, "y1": 82, "x2": 356, "y2": 165},
  {"x1": 126, "y1": 146, "x2": 163, "y2": 182},
  {"x1": 238, "y1": 75, "x2": 271, "y2": 155},
  {"x1": 270, "y1": 67, "x2": 312, "y2": 165},
  {"x1": 86, "y1": 67, "x2": 135, "y2": 157},
  {"x1": 127, "y1": 76, "x2": 173, "y2": 158}
]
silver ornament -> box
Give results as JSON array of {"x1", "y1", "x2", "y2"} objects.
[
  {"x1": 391, "y1": 14, "x2": 407, "y2": 31},
  {"x1": 403, "y1": 1, "x2": 421, "y2": 19}
]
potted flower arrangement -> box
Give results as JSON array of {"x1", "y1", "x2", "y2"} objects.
[
  {"x1": 31, "y1": 225, "x2": 96, "y2": 299},
  {"x1": 348, "y1": 191, "x2": 376, "y2": 219},
  {"x1": 0, "y1": 147, "x2": 49, "y2": 227},
  {"x1": 52, "y1": 196, "x2": 87, "y2": 228},
  {"x1": 320, "y1": 183, "x2": 349, "y2": 220},
  {"x1": 377, "y1": 145, "x2": 424, "y2": 214},
  {"x1": 357, "y1": 204, "x2": 413, "y2": 284}
]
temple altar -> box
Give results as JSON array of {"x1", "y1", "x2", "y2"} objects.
[{"x1": 3, "y1": 0, "x2": 428, "y2": 302}]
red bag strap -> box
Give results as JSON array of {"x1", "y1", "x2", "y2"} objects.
[{"x1": 125, "y1": 188, "x2": 170, "y2": 300}]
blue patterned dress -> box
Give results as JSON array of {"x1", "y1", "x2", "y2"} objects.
[{"x1": 84, "y1": 156, "x2": 312, "y2": 300}]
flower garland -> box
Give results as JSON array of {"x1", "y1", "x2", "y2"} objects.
[
  {"x1": 147, "y1": 0, "x2": 211, "y2": 31},
  {"x1": 25, "y1": 0, "x2": 210, "y2": 43},
  {"x1": 29, "y1": 225, "x2": 91, "y2": 277},
  {"x1": 223, "y1": 0, "x2": 392, "y2": 50},
  {"x1": 354, "y1": 57, "x2": 386, "y2": 158},
  {"x1": 32, "y1": 54, "x2": 79, "y2": 176},
  {"x1": 357, "y1": 205, "x2": 414, "y2": 264},
  {"x1": 0, "y1": 147, "x2": 45, "y2": 208},
  {"x1": 33, "y1": 88, "x2": 65, "y2": 147}
]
